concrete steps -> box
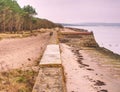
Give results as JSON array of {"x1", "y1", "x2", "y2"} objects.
[{"x1": 32, "y1": 44, "x2": 66, "y2": 92}]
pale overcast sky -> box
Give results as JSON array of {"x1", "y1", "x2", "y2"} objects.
[{"x1": 17, "y1": 0, "x2": 120, "y2": 23}]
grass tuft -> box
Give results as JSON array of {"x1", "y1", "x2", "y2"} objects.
[{"x1": 0, "y1": 68, "x2": 38, "y2": 92}]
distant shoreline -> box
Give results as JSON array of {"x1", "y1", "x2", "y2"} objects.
[{"x1": 62, "y1": 23, "x2": 120, "y2": 27}]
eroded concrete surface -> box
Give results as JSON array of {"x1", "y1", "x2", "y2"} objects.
[
  {"x1": 32, "y1": 67, "x2": 65, "y2": 92},
  {"x1": 33, "y1": 42, "x2": 66, "y2": 92}
]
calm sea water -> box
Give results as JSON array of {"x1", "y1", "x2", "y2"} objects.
[{"x1": 66, "y1": 26, "x2": 120, "y2": 55}]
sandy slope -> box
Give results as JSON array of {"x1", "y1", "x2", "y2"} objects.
[
  {"x1": 0, "y1": 33, "x2": 50, "y2": 71},
  {"x1": 60, "y1": 44, "x2": 120, "y2": 92}
]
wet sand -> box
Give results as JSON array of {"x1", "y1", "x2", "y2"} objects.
[{"x1": 60, "y1": 43, "x2": 120, "y2": 92}]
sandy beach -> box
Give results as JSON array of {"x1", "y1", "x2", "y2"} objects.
[{"x1": 60, "y1": 43, "x2": 120, "y2": 92}]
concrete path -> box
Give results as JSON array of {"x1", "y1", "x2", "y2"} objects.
[
  {"x1": 32, "y1": 66, "x2": 65, "y2": 92},
  {"x1": 32, "y1": 31, "x2": 66, "y2": 92},
  {"x1": 40, "y1": 45, "x2": 61, "y2": 65}
]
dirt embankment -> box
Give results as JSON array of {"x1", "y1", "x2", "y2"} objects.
[{"x1": 0, "y1": 32, "x2": 50, "y2": 71}]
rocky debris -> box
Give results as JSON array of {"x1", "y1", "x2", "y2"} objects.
[{"x1": 94, "y1": 80, "x2": 106, "y2": 86}]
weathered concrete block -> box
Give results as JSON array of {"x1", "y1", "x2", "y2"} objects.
[
  {"x1": 32, "y1": 67, "x2": 66, "y2": 92},
  {"x1": 33, "y1": 44, "x2": 66, "y2": 92},
  {"x1": 40, "y1": 45, "x2": 61, "y2": 65}
]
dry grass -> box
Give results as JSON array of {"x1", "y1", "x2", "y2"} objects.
[
  {"x1": 0, "y1": 28, "x2": 58, "y2": 40},
  {"x1": 0, "y1": 68, "x2": 38, "y2": 92},
  {"x1": 0, "y1": 33, "x2": 23, "y2": 38},
  {"x1": 0, "y1": 30, "x2": 47, "y2": 40}
]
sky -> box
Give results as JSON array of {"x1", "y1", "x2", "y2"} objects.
[{"x1": 17, "y1": 0, "x2": 120, "y2": 23}]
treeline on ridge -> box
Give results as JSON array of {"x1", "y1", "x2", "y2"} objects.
[{"x1": 0, "y1": 0, "x2": 62, "y2": 33}]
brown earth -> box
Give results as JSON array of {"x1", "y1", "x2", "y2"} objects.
[{"x1": 0, "y1": 32, "x2": 50, "y2": 71}]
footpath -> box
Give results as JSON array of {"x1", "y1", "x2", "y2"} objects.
[{"x1": 32, "y1": 31, "x2": 66, "y2": 92}]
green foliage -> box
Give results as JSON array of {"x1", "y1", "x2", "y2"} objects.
[
  {"x1": 23, "y1": 5, "x2": 37, "y2": 16},
  {"x1": 0, "y1": 0, "x2": 22, "y2": 13},
  {"x1": 0, "y1": 0, "x2": 63, "y2": 33},
  {"x1": 15, "y1": 76, "x2": 27, "y2": 83},
  {"x1": 18, "y1": 88, "x2": 27, "y2": 92}
]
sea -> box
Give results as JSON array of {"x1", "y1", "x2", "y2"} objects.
[{"x1": 63, "y1": 23, "x2": 120, "y2": 55}]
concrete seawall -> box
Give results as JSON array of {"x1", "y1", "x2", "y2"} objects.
[
  {"x1": 32, "y1": 31, "x2": 66, "y2": 92},
  {"x1": 40, "y1": 45, "x2": 61, "y2": 65}
]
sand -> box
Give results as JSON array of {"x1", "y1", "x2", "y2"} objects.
[
  {"x1": 0, "y1": 33, "x2": 50, "y2": 71},
  {"x1": 60, "y1": 43, "x2": 120, "y2": 92}
]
